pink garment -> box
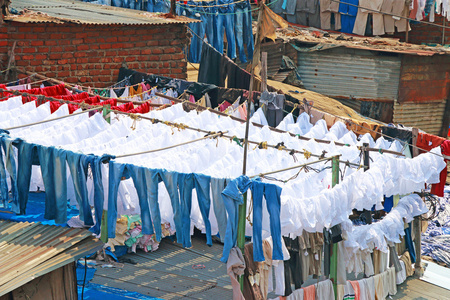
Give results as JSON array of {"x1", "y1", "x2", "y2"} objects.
[
  {"x1": 189, "y1": 94, "x2": 196, "y2": 103},
  {"x1": 303, "y1": 284, "x2": 316, "y2": 300},
  {"x1": 238, "y1": 103, "x2": 248, "y2": 120},
  {"x1": 350, "y1": 281, "x2": 361, "y2": 300},
  {"x1": 219, "y1": 101, "x2": 232, "y2": 112},
  {"x1": 141, "y1": 82, "x2": 148, "y2": 92}
]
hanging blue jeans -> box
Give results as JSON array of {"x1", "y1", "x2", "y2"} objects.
[
  {"x1": 214, "y1": 14, "x2": 237, "y2": 59},
  {"x1": 178, "y1": 173, "x2": 195, "y2": 248},
  {"x1": 203, "y1": 5, "x2": 216, "y2": 46},
  {"x1": 193, "y1": 173, "x2": 213, "y2": 246},
  {"x1": 404, "y1": 223, "x2": 416, "y2": 263},
  {"x1": 154, "y1": 0, "x2": 169, "y2": 12},
  {"x1": 107, "y1": 162, "x2": 162, "y2": 240},
  {"x1": 16, "y1": 140, "x2": 39, "y2": 215},
  {"x1": 188, "y1": 20, "x2": 203, "y2": 63},
  {"x1": 112, "y1": 0, "x2": 124, "y2": 6},
  {"x1": 67, "y1": 151, "x2": 94, "y2": 226},
  {"x1": 160, "y1": 170, "x2": 183, "y2": 244},
  {"x1": 129, "y1": 0, "x2": 142, "y2": 10},
  {"x1": 0, "y1": 134, "x2": 17, "y2": 208},
  {"x1": 143, "y1": 167, "x2": 163, "y2": 241},
  {"x1": 84, "y1": 154, "x2": 113, "y2": 235},
  {"x1": 123, "y1": 0, "x2": 130, "y2": 8},
  {"x1": 235, "y1": 4, "x2": 253, "y2": 63},
  {"x1": 221, "y1": 175, "x2": 252, "y2": 263},
  {"x1": 147, "y1": 0, "x2": 154, "y2": 11},
  {"x1": 210, "y1": 177, "x2": 228, "y2": 242},
  {"x1": 36, "y1": 146, "x2": 68, "y2": 224}
]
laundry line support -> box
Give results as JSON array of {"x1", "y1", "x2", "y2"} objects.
[
  {"x1": 329, "y1": 155, "x2": 340, "y2": 298},
  {"x1": 248, "y1": 156, "x2": 332, "y2": 178},
  {"x1": 15, "y1": 68, "x2": 406, "y2": 157},
  {"x1": 115, "y1": 131, "x2": 228, "y2": 158},
  {"x1": 3, "y1": 106, "x2": 100, "y2": 131}
]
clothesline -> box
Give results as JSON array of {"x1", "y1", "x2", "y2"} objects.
[
  {"x1": 331, "y1": 0, "x2": 450, "y2": 30},
  {"x1": 115, "y1": 131, "x2": 228, "y2": 158},
  {"x1": 3, "y1": 107, "x2": 100, "y2": 131},
  {"x1": 178, "y1": 0, "x2": 247, "y2": 8},
  {"x1": 11, "y1": 68, "x2": 409, "y2": 158},
  {"x1": 303, "y1": 99, "x2": 449, "y2": 161}
]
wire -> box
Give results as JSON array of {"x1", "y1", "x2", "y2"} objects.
[
  {"x1": 177, "y1": 0, "x2": 281, "y2": 15},
  {"x1": 331, "y1": 0, "x2": 450, "y2": 31},
  {"x1": 177, "y1": 0, "x2": 247, "y2": 8}
]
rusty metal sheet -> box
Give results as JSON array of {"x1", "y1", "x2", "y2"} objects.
[
  {"x1": 0, "y1": 220, "x2": 103, "y2": 297},
  {"x1": 393, "y1": 100, "x2": 447, "y2": 135},
  {"x1": 7, "y1": 0, "x2": 198, "y2": 26}
]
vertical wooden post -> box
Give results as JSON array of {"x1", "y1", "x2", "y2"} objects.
[
  {"x1": 411, "y1": 127, "x2": 423, "y2": 275},
  {"x1": 330, "y1": 155, "x2": 340, "y2": 298},
  {"x1": 442, "y1": 18, "x2": 446, "y2": 46},
  {"x1": 100, "y1": 104, "x2": 111, "y2": 243},
  {"x1": 405, "y1": 9, "x2": 410, "y2": 43},
  {"x1": 362, "y1": 143, "x2": 372, "y2": 224},
  {"x1": 261, "y1": 52, "x2": 268, "y2": 92},
  {"x1": 237, "y1": 1, "x2": 264, "y2": 291}
]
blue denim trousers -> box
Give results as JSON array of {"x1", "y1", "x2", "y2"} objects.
[
  {"x1": 234, "y1": 6, "x2": 254, "y2": 63},
  {"x1": 67, "y1": 151, "x2": 94, "y2": 226},
  {"x1": 16, "y1": 140, "x2": 39, "y2": 215},
  {"x1": 220, "y1": 175, "x2": 252, "y2": 263},
  {"x1": 36, "y1": 146, "x2": 68, "y2": 224},
  {"x1": 210, "y1": 177, "x2": 228, "y2": 242},
  {"x1": 107, "y1": 162, "x2": 162, "y2": 240},
  {"x1": 84, "y1": 154, "x2": 113, "y2": 235},
  {"x1": 129, "y1": 0, "x2": 142, "y2": 10},
  {"x1": 251, "y1": 181, "x2": 284, "y2": 261},
  {"x1": 160, "y1": 170, "x2": 183, "y2": 244},
  {"x1": 214, "y1": 14, "x2": 236, "y2": 59},
  {"x1": 188, "y1": 21, "x2": 204, "y2": 64},
  {"x1": 147, "y1": 0, "x2": 154, "y2": 11},
  {"x1": 178, "y1": 173, "x2": 195, "y2": 248},
  {"x1": 193, "y1": 173, "x2": 213, "y2": 246},
  {"x1": 111, "y1": 0, "x2": 123, "y2": 7},
  {"x1": 0, "y1": 135, "x2": 17, "y2": 209}
]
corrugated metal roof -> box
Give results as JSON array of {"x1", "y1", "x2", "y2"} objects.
[
  {"x1": 0, "y1": 220, "x2": 103, "y2": 296},
  {"x1": 7, "y1": 0, "x2": 198, "y2": 26},
  {"x1": 393, "y1": 99, "x2": 447, "y2": 135},
  {"x1": 297, "y1": 47, "x2": 401, "y2": 101}
]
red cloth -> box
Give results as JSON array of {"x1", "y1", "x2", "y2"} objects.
[
  {"x1": 431, "y1": 140, "x2": 450, "y2": 197},
  {"x1": 349, "y1": 281, "x2": 361, "y2": 300},
  {"x1": 127, "y1": 102, "x2": 151, "y2": 114},
  {"x1": 219, "y1": 101, "x2": 232, "y2": 112},
  {"x1": 416, "y1": 132, "x2": 446, "y2": 152},
  {"x1": 20, "y1": 83, "x2": 68, "y2": 97},
  {"x1": 111, "y1": 102, "x2": 134, "y2": 112}
]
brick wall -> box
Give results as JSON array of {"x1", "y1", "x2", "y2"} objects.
[
  {"x1": 389, "y1": 14, "x2": 450, "y2": 45},
  {"x1": 0, "y1": 22, "x2": 189, "y2": 86}
]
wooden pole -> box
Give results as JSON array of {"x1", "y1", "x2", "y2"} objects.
[
  {"x1": 405, "y1": 8, "x2": 410, "y2": 43},
  {"x1": 411, "y1": 127, "x2": 423, "y2": 275},
  {"x1": 261, "y1": 52, "x2": 267, "y2": 92},
  {"x1": 237, "y1": 1, "x2": 264, "y2": 290},
  {"x1": 329, "y1": 155, "x2": 340, "y2": 298},
  {"x1": 362, "y1": 143, "x2": 372, "y2": 224},
  {"x1": 442, "y1": 18, "x2": 446, "y2": 46}
]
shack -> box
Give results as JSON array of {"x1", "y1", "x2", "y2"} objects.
[
  {"x1": 0, "y1": 220, "x2": 102, "y2": 300},
  {"x1": 263, "y1": 26, "x2": 450, "y2": 137}
]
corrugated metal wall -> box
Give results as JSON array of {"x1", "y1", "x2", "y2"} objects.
[
  {"x1": 260, "y1": 41, "x2": 298, "y2": 78},
  {"x1": 297, "y1": 47, "x2": 402, "y2": 101},
  {"x1": 393, "y1": 99, "x2": 447, "y2": 135}
]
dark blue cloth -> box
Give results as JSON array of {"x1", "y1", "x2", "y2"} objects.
[
  {"x1": 383, "y1": 195, "x2": 394, "y2": 213},
  {"x1": 404, "y1": 223, "x2": 416, "y2": 263}
]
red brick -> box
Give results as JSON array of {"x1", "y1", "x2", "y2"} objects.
[
  {"x1": 77, "y1": 45, "x2": 89, "y2": 51},
  {"x1": 49, "y1": 53, "x2": 62, "y2": 60}
]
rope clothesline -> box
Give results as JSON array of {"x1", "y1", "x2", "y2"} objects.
[
  {"x1": 3, "y1": 107, "x2": 100, "y2": 131},
  {"x1": 331, "y1": 0, "x2": 450, "y2": 30},
  {"x1": 115, "y1": 131, "x2": 228, "y2": 158},
  {"x1": 10, "y1": 69, "x2": 440, "y2": 160}
]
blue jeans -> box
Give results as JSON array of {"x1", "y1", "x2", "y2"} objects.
[
  {"x1": 405, "y1": 223, "x2": 416, "y2": 263},
  {"x1": 235, "y1": 7, "x2": 254, "y2": 63},
  {"x1": 107, "y1": 162, "x2": 162, "y2": 240},
  {"x1": 84, "y1": 154, "x2": 113, "y2": 235},
  {"x1": 193, "y1": 173, "x2": 213, "y2": 246},
  {"x1": 37, "y1": 146, "x2": 68, "y2": 224},
  {"x1": 214, "y1": 14, "x2": 236, "y2": 59},
  {"x1": 111, "y1": 0, "x2": 123, "y2": 7},
  {"x1": 67, "y1": 151, "x2": 94, "y2": 226},
  {"x1": 251, "y1": 181, "x2": 283, "y2": 262},
  {"x1": 188, "y1": 21, "x2": 203, "y2": 64},
  {"x1": 129, "y1": 0, "x2": 142, "y2": 10},
  {"x1": 210, "y1": 178, "x2": 228, "y2": 242},
  {"x1": 160, "y1": 170, "x2": 183, "y2": 244},
  {"x1": 221, "y1": 175, "x2": 252, "y2": 263},
  {"x1": 147, "y1": 0, "x2": 154, "y2": 11},
  {"x1": 0, "y1": 135, "x2": 17, "y2": 209},
  {"x1": 203, "y1": 12, "x2": 216, "y2": 46},
  {"x1": 178, "y1": 173, "x2": 195, "y2": 248},
  {"x1": 16, "y1": 140, "x2": 39, "y2": 215},
  {"x1": 154, "y1": 0, "x2": 169, "y2": 12}
]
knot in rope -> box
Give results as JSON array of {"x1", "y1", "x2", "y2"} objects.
[
  {"x1": 13, "y1": 90, "x2": 20, "y2": 96},
  {"x1": 253, "y1": 141, "x2": 268, "y2": 150},
  {"x1": 303, "y1": 149, "x2": 312, "y2": 160},
  {"x1": 319, "y1": 150, "x2": 327, "y2": 159},
  {"x1": 79, "y1": 102, "x2": 91, "y2": 110},
  {"x1": 275, "y1": 142, "x2": 285, "y2": 151},
  {"x1": 289, "y1": 149, "x2": 298, "y2": 162},
  {"x1": 231, "y1": 136, "x2": 243, "y2": 147},
  {"x1": 129, "y1": 113, "x2": 141, "y2": 131}
]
